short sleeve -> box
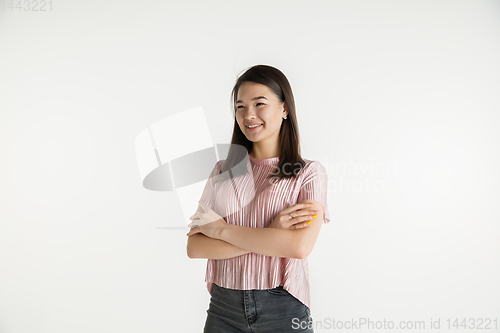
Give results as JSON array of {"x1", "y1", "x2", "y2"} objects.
[
  {"x1": 296, "y1": 161, "x2": 331, "y2": 224},
  {"x1": 198, "y1": 160, "x2": 222, "y2": 211}
]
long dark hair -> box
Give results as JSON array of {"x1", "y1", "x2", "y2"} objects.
[{"x1": 216, "y1": 65, "x2": 305, "y2": 185}]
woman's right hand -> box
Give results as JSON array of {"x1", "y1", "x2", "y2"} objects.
[{"x1": 267, "y1": 201, "x2": 320, "y2": 230}]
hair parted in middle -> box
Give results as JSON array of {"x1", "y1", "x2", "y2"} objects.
[{"x1": 214, "y1": 64, "x2": 305, "y2": 184}]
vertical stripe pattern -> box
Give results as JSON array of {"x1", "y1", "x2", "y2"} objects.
[{"x1": 198, "y1": 155, "x2": 330, "y2": 312}]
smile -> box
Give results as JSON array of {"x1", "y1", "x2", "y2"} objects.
[{"x1": 246, "y1": 124, "x2": 263, "y2": 131}]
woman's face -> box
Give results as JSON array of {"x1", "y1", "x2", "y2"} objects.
[{"x1": 235, "y1": 82, "x2": 288, "y2": 145}]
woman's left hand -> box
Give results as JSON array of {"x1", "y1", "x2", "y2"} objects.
[{"x1": 187, "y1": 201, "x2": 227, "y2": 240}]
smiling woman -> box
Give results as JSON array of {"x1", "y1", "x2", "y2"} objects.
[{"x1": 186, "y1": 64, "x2": 330, "y2": 333}]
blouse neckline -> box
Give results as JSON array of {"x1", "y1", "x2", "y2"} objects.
[{"x1": 248, "y1": 154, "x2": 279, "y2": 166}]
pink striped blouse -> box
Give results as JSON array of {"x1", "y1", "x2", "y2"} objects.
[{"x1": 198, "y1": 154, "x2": 330, "y2": 311}]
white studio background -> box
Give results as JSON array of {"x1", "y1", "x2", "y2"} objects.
[{"x1": 1, "y1": 0, "x2": 499, "y2": 332}]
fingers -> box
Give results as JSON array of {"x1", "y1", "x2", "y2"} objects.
[
  {"x1": 283, "y1": 203, "x2": 314, "y2": 215},
  {"x1": 198, "y1": 201, "x2": 209, "y2": 212},
  {"x1": 293, "y1": 220, "x2": 312, "y2": 229},
  {"x1": 290, "y1": 208, "x2": 319, "y2": 219},
  {"x1": 187, "y1": 213, "x2": 201, "y2": 228},
  {"x1": 188, "y1": 213, "x2": 198, "y2": 227},
  {"x1": 288, "y1": 210, "x2": 319, "y2": 229},
  {"x1": 302, "y1": 209, "x2": 320, "y2": 217},
  {"x1": 186, "y1": 224, "x2": 200, "y2": 236}
]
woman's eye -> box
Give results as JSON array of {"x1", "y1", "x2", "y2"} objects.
[{"x1": 237, "y1": 103, "x2": 264, "y2": 109}]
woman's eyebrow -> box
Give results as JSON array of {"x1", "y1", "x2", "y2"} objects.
[{"x1": 236, "y1": 96, "x2": 268, "y2": 104}]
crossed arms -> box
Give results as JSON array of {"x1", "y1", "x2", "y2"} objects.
[{"x1": 186, "y1": 200, "x2": 324, "y2": 260}]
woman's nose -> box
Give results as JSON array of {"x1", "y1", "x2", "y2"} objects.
[{"x1": 243, "y1": 107, "x2": 257, "y2": 117}]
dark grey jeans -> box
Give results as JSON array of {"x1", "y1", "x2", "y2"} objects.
[{"x1": 203, "y1": 283, "x2": 314, "y2": 332}]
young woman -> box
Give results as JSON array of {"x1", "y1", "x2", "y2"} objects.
[{"x1": 186, "y1": 65, "x2": 330, "y2": 332}]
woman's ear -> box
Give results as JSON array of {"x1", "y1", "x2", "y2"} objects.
[{"x1": 283, "y1": 100, "x2": 289, "y2": 116}]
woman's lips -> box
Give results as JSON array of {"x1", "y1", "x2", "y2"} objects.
[{"x1": 246, "y1": 124, "x2": 263, "y2": 131}]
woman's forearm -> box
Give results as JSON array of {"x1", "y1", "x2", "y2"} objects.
[
  {"x1": 187, "y1": 233, "x2": 252, "y2": 259},
  {"x1": 219, "y1": 224, "x2": 301, "y2": 259}
]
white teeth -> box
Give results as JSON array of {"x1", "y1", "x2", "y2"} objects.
[{"x1": 247, "y1": 124, "x2": 262, "y2": 128}]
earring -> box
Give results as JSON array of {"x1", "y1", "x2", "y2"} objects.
[{"x1": 284, "y1": 115, "x2": 287, "y2": 119}]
